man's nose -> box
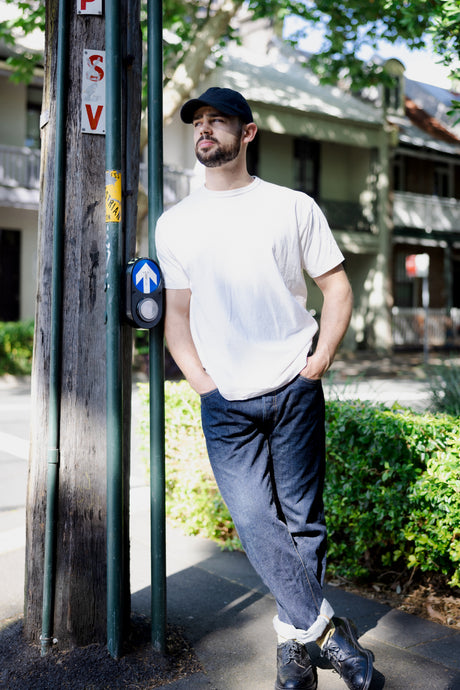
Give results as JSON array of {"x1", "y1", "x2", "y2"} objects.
[{"x1": 199, "y1": 118, "x2": 212, "y2": 135}]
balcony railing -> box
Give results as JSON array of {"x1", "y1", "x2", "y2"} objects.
[
  {"x1": 393, "y1": 191, "x2": 460, "y2": 233},
  {"x1": 392, "y1": 307, "x2": 460, "y2": 347},
  {"x1": 320, "y1": 199, "x2": 372, "y2": 233},
  {"x1": 139, "y1": 162, "x2": 193, "y2": 208},
  {"x1": 0, "y1": 144, "x2": 194, "y2": 210},
  {"x1": 0, "y1": 144, "x2": 41, "y2": 189}
]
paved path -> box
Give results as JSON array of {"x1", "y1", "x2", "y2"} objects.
[{"x1": 1, "y1": 368, "x2": 459, "y2": 689}]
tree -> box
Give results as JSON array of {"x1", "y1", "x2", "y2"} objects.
[
  {"x1": 4, "y1": 1, "x2": 460, "y2": 112},
  {"x1": 24, "y1": 0, "x2": 141, "y2": 647},
  {"x1": 284, "y1": 1, "x2": 460, "y2": 94}
]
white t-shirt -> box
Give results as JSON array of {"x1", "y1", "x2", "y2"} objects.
[{"x1": 155, "y1": 177, "x2": 344, "y2": 400}]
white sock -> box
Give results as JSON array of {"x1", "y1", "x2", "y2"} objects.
[{"x1": 273, "y1": 599, "x2": 335, "y2": 645}]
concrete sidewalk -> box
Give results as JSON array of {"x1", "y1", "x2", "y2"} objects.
[
  {"x1": 129, "y1": 486, "x2": 460, "y2": 690},
  {"x1": 1, "y1": 365, "x2": 460, "y2": 688}
]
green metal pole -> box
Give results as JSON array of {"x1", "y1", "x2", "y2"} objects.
[
  {"x1": 147, "y1": 0, "x2": 166, "y2": 653},
  {"x1": 41, "y1": 0, "x2": 69, "y2": 658},
  {"x1": 105, "y1": 0, "x2": 124, "y2": 659}
]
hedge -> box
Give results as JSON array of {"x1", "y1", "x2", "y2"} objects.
[
  {"x1": 324, "y1": 400, "x2": 459, "y2": 587},
  {"x1": 0, "y1": 320, "x2": 34, "y2": 375},
  {"x1": 139, "y1": 381, "x2": 460, "y2": 588}
]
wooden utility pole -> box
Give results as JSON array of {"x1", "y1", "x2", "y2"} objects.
[{"x1": 25, "y1": 0, "x2": 141, "y2": 648}]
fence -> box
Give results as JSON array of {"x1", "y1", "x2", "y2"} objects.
[
  {"x1": 139, "y1": 163, "x2": 193, "y2": 208},
  {"x1": 0, "y1": 145, "x2": 41, "y2": 189},
  {"x1": 0, "y1": 146, "x2": 193, "y2": 209},
  {"x1": 392, "y1": 307, "x2": 460, "y2": 348}
]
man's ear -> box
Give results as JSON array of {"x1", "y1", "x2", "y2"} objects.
[{"x1": 242, "y1": 122, "x2": 258, "y2": 144}]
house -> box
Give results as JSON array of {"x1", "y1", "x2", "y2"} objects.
[
  {"x1": 2, "y1": 13, "x2": 459, "y2": 352},
  {"x1": 161, "y1": 28, "x2": 392, "y2": 351},
  {"x1": 0, "y1": 4, "x2": 42, "y2": 322},
  {"x1": 160, "y1": 24, "x2": 460, "y2": 351},
  {"x1": 385, "y1": 63, "x2": 460, "y2": 348}
]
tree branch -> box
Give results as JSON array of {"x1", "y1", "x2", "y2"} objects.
[{"x1": 162, "y1": 0, "x2": 244, "y2": 121}]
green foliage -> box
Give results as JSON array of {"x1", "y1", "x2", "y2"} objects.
[
  {"x1": 426, "y1": 361, "x2": 460, "y2": 417},
  {"x1": 324, "y1": 401, "x2": 459, "y2": 587},
  {"x1": 4, "y1": 0, "x2": 460, "y2": 110},
  {"x1": 0, "y1": 0, "x2": 45, "y2": 83},
  {"x1": 138, "y1": 382, "x2": 460, "y2": 589},
  {"x1": 405, "y1": 431, "x2": 460, "y2": 587},
  {"x1": 0, "y1": 320, "x2": 35, "y2": 375}
]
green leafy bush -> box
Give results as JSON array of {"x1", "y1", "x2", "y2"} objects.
[
  {"x1": 404, "y1": 430, "x2": 460, "y2": 587},
  {"x1": 0, "y1": 320, "x2": 34, "y2": 375},
  {"x1": 324, "y1": 401, "x2": 459, "y2": 587},
  {"x1": 138, "y1": 382, "x2": 460, "y2": 589}
]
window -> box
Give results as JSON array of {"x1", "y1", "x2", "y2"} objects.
[
  {"x1": 293, "y1": 137, "x2": 320, "y2": 199},
  {"x1": 393, "y1": 154, "x2": 404, "y2": 192},
  {"x1": 25, "y1": 86, "x2": 42, "y2": 148},
  {"x1": 434, "y1": 163, "x2": 451, "y2": 198},
  {"x1": 393, "y1": 250, "x2": 415, "y2": 308},
  {"x1": 0, "y1": 229, "x2": 21, "y2": 321},
  {"x1": 384, "y1": 79, "x2": 403, "y2": 113},
  {"x1": 383, "y1": 59, "x2": 405, "y2": 115},
  {"x1": 453, "y1": 257, "x2": 460, "y2": 308}
]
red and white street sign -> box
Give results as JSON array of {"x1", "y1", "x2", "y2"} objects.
[
  {"x1": 81, "y1": 49, "x2": 105, "y2": 135},
  {"x1": 77, "y1": 0, "x2": 102, "y2": 15},
  {"x1": 406, "y1": 253, "x2": 430, "y2": 278}
]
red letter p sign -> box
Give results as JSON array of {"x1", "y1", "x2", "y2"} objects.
[{"x1": 77, "y1": 0, "x2": 103, "y2": 14}]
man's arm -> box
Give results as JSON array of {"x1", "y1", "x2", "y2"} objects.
[
  {"x1": 164, "y1": 288, "x2": 217, "y2": 395},
  {"x1": 301, "y1": 264, "x2": 353, "y2": 380}
]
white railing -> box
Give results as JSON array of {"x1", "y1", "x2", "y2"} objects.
[
  {"x1": 392, "y1": 307, "x2": 460, "y2": 347},
  {"x1": 139, "y1": 163, "x2": 193, "y2": 207},
  {"x1": 393, "y1": 191, "x2": 460, "y2": 233},
  {"x1": 0, "y1": 144, "x2": 41, "y2": 189},
  {"x1": 0, "y1": 146, "x2": 194, "y2": 208}
]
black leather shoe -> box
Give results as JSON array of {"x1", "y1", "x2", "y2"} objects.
[
  {"x1": 276, "y1": 640, "x2": 317, "y2": 690},
  {"x1": 320, "y1": 617, "x2": 374, "y2": 690}
]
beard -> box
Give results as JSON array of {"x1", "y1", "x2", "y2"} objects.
[{"x1": 195, "y1": 133, "x2": 242, "y2": 168}]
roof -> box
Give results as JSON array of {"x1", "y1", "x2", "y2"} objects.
[
  {"x1": 396, "y1": 117, "x2": 460, "y2": 156},
  {"x1": 405, "y1": 98, "x2": 460, "y2": 145},
  {"x1": 206, "y1": 42, "x2": 383, "y2": 127},
  {"x1": 405, "y1": 78, "x2": 460, "y2": 140},
  {"x1": 389, "y1": 80, "x2": 460, "y2": 156}
]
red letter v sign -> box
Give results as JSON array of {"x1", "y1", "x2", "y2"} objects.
[{"x1": 85, "y1": 104, "x2": 104, "y2": 130}]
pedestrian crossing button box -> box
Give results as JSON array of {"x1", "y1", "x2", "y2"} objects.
[{"x1": 125, "y1": 258, "x2": 163, "y2": 329}]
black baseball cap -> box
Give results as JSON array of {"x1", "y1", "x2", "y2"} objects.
[{"x1": 180, "y1": 87, "x2": 253, "y2": 124}]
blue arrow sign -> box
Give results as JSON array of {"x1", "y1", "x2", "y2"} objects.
[{"x1": 132, "y1": 259, "x2": 161, "y2": 294}]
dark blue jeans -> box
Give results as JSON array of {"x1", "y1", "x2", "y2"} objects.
[{"x1": 200, "y1": 375, "x2": 327, "y2": 631}]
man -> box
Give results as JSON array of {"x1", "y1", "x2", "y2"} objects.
[{"x1": 156, "y1": 87, "x2": 374, "y2": 690}]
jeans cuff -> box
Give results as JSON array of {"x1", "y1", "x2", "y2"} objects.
[{"x1": 273, "y1": 599, "x2": 335, "y2": 644}]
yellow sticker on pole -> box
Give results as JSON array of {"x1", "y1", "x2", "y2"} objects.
[{"x1": 105, "y1": 170, "x2": 121, "y2": 223}]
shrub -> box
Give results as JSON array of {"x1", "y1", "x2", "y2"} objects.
[
  {"x1": 404, "y1": 429, "x2": 460, "y2": 587},
  {"x1": 0, "y1": 320, "x2": 34, "y2": 375},
  {"x1": 324, "y1": 401, "x2": 459, "y2": 586},
  {"x1": 138, "y1": 382, "x2": 460, "y2": 589}
]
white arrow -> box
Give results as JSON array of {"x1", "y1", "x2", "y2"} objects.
[{"x1": 135, "y1": 263, "x2": 158, "y2": 293}]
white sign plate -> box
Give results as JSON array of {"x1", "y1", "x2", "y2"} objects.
[
  {"x1": 81, "y1": 49, "x2": 106, "y2": 135},
  {"x1": 77, "y1": 0, "x2": 103, "y2": 15}
]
